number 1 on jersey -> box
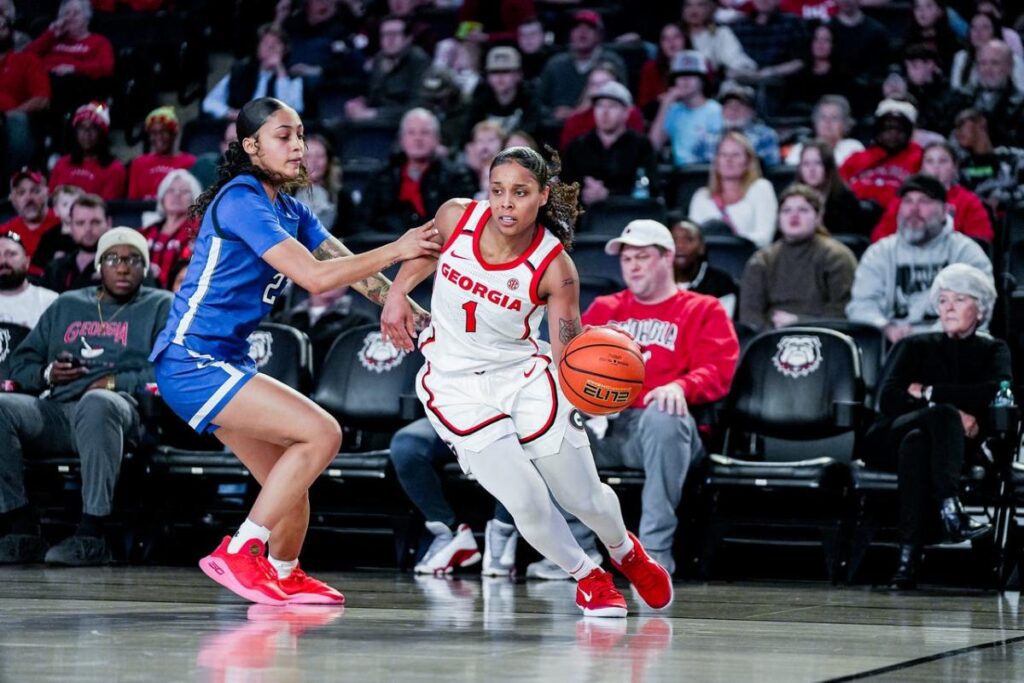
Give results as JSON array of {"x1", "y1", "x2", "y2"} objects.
[{"x1": 462, "y1": 301, "x2": 478, "y2": 333}]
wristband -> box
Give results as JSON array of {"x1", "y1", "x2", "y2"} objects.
[{"x1": 43, "y1": 363, "x2": 53, "y2": 386}]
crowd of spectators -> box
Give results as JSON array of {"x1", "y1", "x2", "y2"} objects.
[{"x1": 2, "y1": 0, "x2": 1024, "y2": 575}]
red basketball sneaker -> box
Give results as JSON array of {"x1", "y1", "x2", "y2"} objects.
[
  {"x1": 279, "y1": 565, "x2": 345, "y2": 605},
  {"x1": 610, "y1": 532, "x2": 673, "y2": 609},
  {"x1": 576, "y1": 567, "x2": 627, "y2": 618},
  {"x1": 199, "y1": 536, "x2": 290, "y2": 605}
]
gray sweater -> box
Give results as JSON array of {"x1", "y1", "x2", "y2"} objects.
[
  {"x1": 10, "y1": 286, "x2": 172, "y2": 402},
  {"x1": 845, "y1": 220, "x2": 993, "y2": 331},
  {"x1": 739, "y1": 234, "x2": 857, "y2": 331}
]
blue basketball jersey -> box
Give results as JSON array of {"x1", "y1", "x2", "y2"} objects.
[{"x1": 151, "y1": 174, "x2": 331, "y2": 361}]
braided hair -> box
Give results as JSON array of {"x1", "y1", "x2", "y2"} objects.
[
  {"x1": 489, "y1": 145, "x2": 581, "y2": 250},
  {"x1": 190, "y1": 97, "x2": 310, "y2": 222}
]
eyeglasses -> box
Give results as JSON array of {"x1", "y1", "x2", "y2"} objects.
[{"x1": 101, "y1": 254, "x2": 145, "y2": 269}]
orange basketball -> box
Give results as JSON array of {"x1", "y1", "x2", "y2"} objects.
[{"x1": 559, "y1": 327, "x2": 645, "y2": 416}]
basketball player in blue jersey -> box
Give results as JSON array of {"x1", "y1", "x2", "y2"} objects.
[
  {"x1": 150, "y1": 98, "x2": 440, "y2": 605},
  {"x1": 381, "y1": 147, "x2": 673, "y2": 617}
]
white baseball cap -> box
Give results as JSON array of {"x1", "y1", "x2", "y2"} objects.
[
  {"x1": 604, "y1": 219, "x2": 675, "y2": 255},
  {"x1": 95, "y1": 226, "x2": 151, "y2": 271}
]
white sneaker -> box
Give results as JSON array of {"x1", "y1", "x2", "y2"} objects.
[
  {"x1": 414, "y1": 522, "x2": 481, "y2": 575},
  {"x1": 526, "y1": 551, "x2": 603, "y2": 581},
  {"x1": 481, "y1": 519, "x2": 518, "y2": 576}
]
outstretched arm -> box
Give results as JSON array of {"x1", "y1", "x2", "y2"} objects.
[{"x1": 312, "y1": 234, "x2": 432, "y2": 326}]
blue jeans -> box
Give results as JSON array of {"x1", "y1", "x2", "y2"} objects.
[{"x1": 389, "y1": 417, "x2": 512, "y2": 528}]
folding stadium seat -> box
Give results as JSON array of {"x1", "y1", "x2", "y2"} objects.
[
  {"x1": 702, "y1": 234, "x2": 756, "y2": 284},
  {"x1": 0, "y1": 323, "x2": 30, "y2": 382},
  {"x1": 106, "y1": 199, "x2": 157, "y2": 229},
  {"x1": 793, "y1": 320, "x2": 887, "y2": 409},
  {"x1": 336, "y1": 120, "x2": 399, "y2": 164},
  {"x1": 571, "y1": 235, "x2": 624, "y2": 286},
  {"x1": 698, "y1": 327, "x2": 863, "y2": 580},
  {"x1": 831, "y1": 233, "x2": 870, "y2": 260},
  {"x1": 0, "y1": 200, "x2": 14, "y2": 224},
  {"x1": 666, "y1": 165, "x2": 711, "y2": 211},
  {"x1": 308, "y1": 324, "x2": 425, "y2": 546},
  {"x1": 579, "y1": 197, "x2": 668, "y2": 237},
  {"x1": 765, "y1": 165, "x2": 796, "y2": 197},
  {"x1": 180, "y1": 118, "x2": 228, "y2": 157}
]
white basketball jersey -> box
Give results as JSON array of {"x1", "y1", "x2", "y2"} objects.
[{"x1": 420, "y1": 200, "x2": 565, "y2": 374}]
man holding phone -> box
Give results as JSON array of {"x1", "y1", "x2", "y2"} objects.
[{"x1": 0, "y1": 227, "x2": 171, "y2": 566}]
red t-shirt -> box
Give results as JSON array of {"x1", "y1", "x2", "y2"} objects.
[
  {"x1": 870, "y1": 183, "x2": 995, "y2": 243},
  {"x1": 0, "y1": 51, "x2": 51, "y2": 112},
  {"x1": 0, "y1": 210, "x2": 61, "y2": 273},
  {"x1": 24, "y1": 30, "x2": 115, "y2": 79},
  {"x1": 49, "y1": 155, "x2": 126, "y2": 200},
  {"x1": 839, "y1": 143, "x2": 924, "y2": 211},
  {"x1": 398, "y1": 162, "x2": 427, "y2": 218},
  {"x1": 559, "y1": 106, "x2": 646, "y2": 151},
  {"x1": 127, "y1": 152, "x2": 197, "y2": 200},
  {"x1": 582, "y1": 289, "x2": 739, "y2": 407},
  {"x1": 779, "y1": 0, "x2": 837, "y2": 19}
]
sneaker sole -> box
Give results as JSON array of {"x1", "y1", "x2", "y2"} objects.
[
  {"x1": 580, "y1": 605, "x2": 627, "y2": 618},
  {"x1": 480, "y1": 566, "x2": 515, "y2": 577},
  {"x1": 199, "y1": 555, "x2": 289, "y2": 606},
  {"x1": 285, "y1": 592, "x2": 346, "y2": 605}
]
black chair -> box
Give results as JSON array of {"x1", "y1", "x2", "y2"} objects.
[
  {"x1": 336, "y1": 120, "x2": 399, "y2": 164},
  {"x1": 244, "y1": 322, "x2": 314, "y2": 395},
  {"x1": 308, "y1": 324, "x2": 425, "y2": 545},
  {"x1": 341, "y1": 158, "x2": 385, "y2": 205},
  {"x1": 0, "y1": 322, "x2": 30, "y2": 381},
  {"x1": 0, "y1": 199, "x2": 15, "y2": 225},
  {"x1": 794, "y1": 320, "x2": 887, "y2": 408},
  {"x1": 699, "y1": 327, "x2": 863, "y2": 579},
  {"x1": 579, "y1": 197, "x2": 668, "y2": 237},
  {"x1": 832, "y1": 233, "x2": 870, "y2": 260},
  {"x1": 703, "y1": 234, "x2": 757, "y2": 283},
  {"x1": 180, "y1": 118, "x2": 228, "y2": 157},
  {"x1": 571, "y1": 235, "x2": 624, "y2": 286},
  {"x1": 666, "y1": 166, "x2": 710, "y2": 211},
  {"x1": 107, "y1": 200, "x2": 157, "y2": 229},
  {"x1": 765, "y1": 165, "x2": 796, "y2": 197}
]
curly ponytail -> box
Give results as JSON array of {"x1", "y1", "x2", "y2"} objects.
[
  {"x1": 189, "y1": 97, "x2": 310, "y2": 222},
  {"x1": 490, "y1": 145, "x2": 582, "y2": 250}
]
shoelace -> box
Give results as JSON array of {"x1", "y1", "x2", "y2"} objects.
[{"x1": 583, "y1": 572, "x2": 620, "y2": 602}]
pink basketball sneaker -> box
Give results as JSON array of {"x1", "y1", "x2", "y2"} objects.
[
  {"x1": 199, "y1": 536, "x2": 290, "y2": 605},
  {"x1": 278, "y1": 565, "x2": 345, "y2": 605}
]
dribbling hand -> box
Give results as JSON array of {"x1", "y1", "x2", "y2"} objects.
[
  {"x1": 395, "y1": 220, "x2": 441, "y2": 262},
  {"x1": 381, "y1": 292, "x2": 417, "y2": 352}
]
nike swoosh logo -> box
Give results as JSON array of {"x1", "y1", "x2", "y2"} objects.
[
  {"x1": 523, "y1": 364, "x2": 537, "y2": 378},
  {"x1": 450, "y1": 251, "x2": 470, "y2": 260},
  {"x1": 579, "y1": 589, "x2": 592, "y2": 601}
]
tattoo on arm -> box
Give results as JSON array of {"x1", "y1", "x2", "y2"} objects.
[
  {"x1": 561, "y1": 277, "x2": 576, "y2": 288},
  {"x1": 558, "y1": 317, "x2": 582, "y2": 345},
  {"x1": 312, "y1": 236, "x2": 423, "y2": 312}
]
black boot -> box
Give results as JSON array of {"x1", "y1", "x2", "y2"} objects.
[
  {"x1": 886, "y1": 544, "x2": 919, "y2": 590},
  {"x1": 939, "y1": 497, "x2": 993, "y2": 543}
]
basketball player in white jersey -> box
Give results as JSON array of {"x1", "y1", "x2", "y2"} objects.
[{"x1": 381, "y1": 146, "x2": 673, "y2": 617}]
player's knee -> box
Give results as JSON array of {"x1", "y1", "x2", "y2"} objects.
[
  {"x1": 561, "y1": 485, "x2": 614, "y2": 522},
  {"x1": 389, "y1": 433, "x2": 429, "y2": 470},
  {"x1": 73, "y1": 390, "x2": 123, "y2": 422},
  {"x1": 314, "y1": 417, "x2": 343, "y2": 460}
]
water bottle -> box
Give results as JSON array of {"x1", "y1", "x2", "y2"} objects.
[
  {"x1": 631, "y1": 168, "x2": 650, "y2": 200},
  {"x1": 993, "y1": 380, "x2": 1016, "y2": 407}
]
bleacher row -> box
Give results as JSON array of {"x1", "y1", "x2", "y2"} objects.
[{"x1": 4, "y1": 306, "x2": 1023, "y2": 583}]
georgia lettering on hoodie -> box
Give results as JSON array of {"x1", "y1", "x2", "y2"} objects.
[{"x1": 63, "y1": 320, "x2": 129, "y2": 347}]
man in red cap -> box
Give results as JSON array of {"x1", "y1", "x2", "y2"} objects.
[
  {"x1": 537, "y1": 9, "x2": 627, "y2": 120},
  {"x1": 127, "y1": 106, "x2": 197, "y2": 200},
  {"x1": 0, "y1": 169, "x2": 60, "y2": 272}
]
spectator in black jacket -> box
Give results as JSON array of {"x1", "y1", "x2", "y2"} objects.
[
  {"x1": 361, "y1": 108, "x2": 477, "y2": 233},
  {"x1": 41, "y1": 193, "x2": 109, "y2": 293},
  {"x1": 463, "y1": 46, "x2": 541, "y2": 145},
  {"x1": 344, "y1": 14, "x2": 430, "y2": 125},
  {"x1": 672, "y1": 217, "x2": 738, "y2": 318},
  {"x1": 561, "y1": 81, "x2": 659, "y2": 208},
  {"x1": 950, "y1": 40, "x2": 1024, "y2": 147}
]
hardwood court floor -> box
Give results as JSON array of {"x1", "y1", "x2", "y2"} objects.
[{"x1": 0, "y1": 567, "x2": 1022, "y2": 682}]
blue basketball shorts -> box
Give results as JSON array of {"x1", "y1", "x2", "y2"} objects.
[{"x1": 153, "y1": 343, "x2": 257, "y2": 434}]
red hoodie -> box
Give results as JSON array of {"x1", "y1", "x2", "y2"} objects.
[
  {"x1": 870, "y1": 183, "x2": 994, "y2": 243},
  {"x1": 582, "y1": 289, "x2": 739, "y2": 407},
  {"x1": 49, "y1": 155, "x2": 126, "y2": 200},
  {"x1": 840, "y1": 143, "x2": 923, "y2": 211},
  {"x1": 24, "y1": 30, "x2": 114, "y2": 79}
]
